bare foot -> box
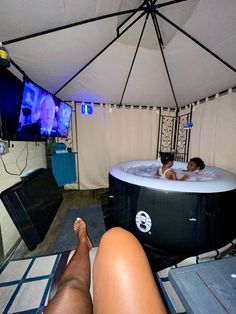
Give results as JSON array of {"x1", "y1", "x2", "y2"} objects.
[{"x1": 73, "y1": 218, "x2": 93, "y2": 250}]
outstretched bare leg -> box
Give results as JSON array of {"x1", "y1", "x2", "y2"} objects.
[
  {"x1": 93, "y1": 227, "x2": 167, "y2": 314},
  {"x1": 45, "y1": 218, "x2": 93, "y2": 314}
]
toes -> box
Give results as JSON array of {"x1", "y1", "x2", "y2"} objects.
[
  {"x1": 73, "y1": 217, "x2": 85, "y2": 233},
  {"x1": 73, "y1": 219, "x2": 80, "y2": 231},
  {"x1": 74, "y1": 217, "x2": 82, "y2": 228}
]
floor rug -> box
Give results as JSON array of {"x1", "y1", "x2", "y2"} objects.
[
  {"x1": 0, "y1": 252, "x2": 62, "y2": 313},
  {"x1": 55, "y1": 206, "x2": 106, "y2": 252}
]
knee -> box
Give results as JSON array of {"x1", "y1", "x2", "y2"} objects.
[
  {"x1": 59, "y1": 277, "x2": 89, "y2": 293},
  {"x1": 94, "y1": 227, "x2": 146, "y2": 274},
  {"x1": 101, "y1": 226, "x2": 130, "y2": 242},
  {"x1": 99, "y1": 227, "x2": 138, "y2": 250}
]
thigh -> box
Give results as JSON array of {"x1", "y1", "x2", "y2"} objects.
[{"x1": 93, "y1": 227, "x2": 167, "y2": 314}]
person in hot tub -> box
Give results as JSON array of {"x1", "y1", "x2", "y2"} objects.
[
  {"x1": 155, "y1": 152, "x2": 177, "y2": 180},
  {"x1": 180, "y1": 157, "x2": 205, "y2": 181}
]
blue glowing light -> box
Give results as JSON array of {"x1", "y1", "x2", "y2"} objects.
[
  {"x1": 183, "y1": 122, "x2": 193, "y2": 129},
  {"x1": 81, "y1": 104, "x2": 93, "y2": 116}
]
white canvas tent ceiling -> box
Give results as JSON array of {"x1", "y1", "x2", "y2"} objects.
[{"x1": 1, "y1": 0, "x2": 236, "y2": 108}]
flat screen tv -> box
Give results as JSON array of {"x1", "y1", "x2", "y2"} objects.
[
  {"x1": 18, "y1": 79, "x2": 72, "y2": 140},
  {"x1": 0, "y1": 68, "x2": 23, "y2": 141}
]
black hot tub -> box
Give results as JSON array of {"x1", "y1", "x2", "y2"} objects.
[{"x1": 109, "y1": 160, "x2": 236, "y2": 255}]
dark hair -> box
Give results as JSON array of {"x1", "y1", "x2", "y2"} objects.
[
  {"x1": 190, "y1": 157, "x2": 205, "y2": 170},
  {"x1": 160, "y1": 152, "x2": 175, "y2": 165}
]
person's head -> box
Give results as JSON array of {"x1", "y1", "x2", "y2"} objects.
[
  {"x1": 40, "y1": 95, "x2": 56, "y2": 129},
  {"x1": 160, "y1": 152, "x2": 175, "y2": 168},
  {"x1": 187, "y1": 157, "x2": 205, "y2": 172}
]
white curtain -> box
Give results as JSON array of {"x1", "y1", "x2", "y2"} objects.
[
  {"x1": 76, "y1": 104, "x2": 160, "y2": 189},
  {"x1": 189, "y1": 91, "x2": 236, "y2": 174}
]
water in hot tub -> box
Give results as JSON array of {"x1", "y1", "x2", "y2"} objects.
[{"x1": 126, "y1": 164, "x2": 216, "y2": 181}]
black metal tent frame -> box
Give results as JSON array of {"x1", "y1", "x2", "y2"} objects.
[
  {"x1": 4, "y1": 0, "x2": 236, "y2": 107},
  {"x1": 3, "y1": 0, "x2": 236, "y2": 158}
]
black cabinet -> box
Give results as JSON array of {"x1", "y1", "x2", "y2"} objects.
[{"x1": 0, "y1": 168, "x2": 63, "y2": 250}]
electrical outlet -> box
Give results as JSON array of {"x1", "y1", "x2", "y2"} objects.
[{"x1": 0, "y1": 139, "x2": 9, "y2": 155}]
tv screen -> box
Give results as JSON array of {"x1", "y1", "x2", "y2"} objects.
[
  {"x1": 18, "y1": 79, "x2": 72, "y2": 140},
  {"x1": 0, "y1": 68, "x2": 23, "y2": 141}
]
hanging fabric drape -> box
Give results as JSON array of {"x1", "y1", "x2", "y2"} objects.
[
  {"x1": 76, "y1": 104, "x2": 159, "y2": 189},
  {"x1": 189, "y1": 91, "x2": 236, "y2": 174}
]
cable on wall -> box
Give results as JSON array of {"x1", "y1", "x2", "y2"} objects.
[{"x1": 0, "y1": 142, "x2": 29, "y2": 176}]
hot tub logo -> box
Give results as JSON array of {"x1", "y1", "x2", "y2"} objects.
[{"x1": 136, "y1": 211, "x2": 152, "y2": 233}]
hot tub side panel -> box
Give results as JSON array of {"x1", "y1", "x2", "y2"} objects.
[
  {"x1": 136, "y1": 188, "x2": 199, "y2": 253},
  {"x1": 109, "y1": 174, "x2": 236, "y2": 255},
  {"x1": 109, "y1": 174, "x2": 140, "y2": 232}
]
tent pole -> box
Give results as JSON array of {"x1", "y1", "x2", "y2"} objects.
[
  {"x1": 194, "y1": 86, "x2": 236, "y2": 105},
  {"x1": 119, "y1": 13, "x2": 149, "y2": 106},
  {"x1": 55, "y1": 11, "x2": 146, "y2": 95},
  {"x1": 117, "y1": 1, "x2": 150, "y2": 35},
  {"x1": 150, "y1": 10, "x2": 179, "y2": 109},
  {"x1": 186, "y1": 104, "x2": 193, "y2": 162},
  {"x1": 150, "y1": 5, "x2": 179, "y2": 152},
  {"x1": 10, "y1": 59, "x2": 27, "y2": 78},
  {"x1": 156, "y1": 108, "x2": 161, "y2": 159},
  {"x1": 3, "y1": 8, "x2": 146, "y2": 46},
  {"x1": 155, "y1": 10, "x2": 236, "y2": 74},
  {"x1": 173, "y1": 108, "x2": 179, "y2": 154},
  {"x1": 116, "y1": 0, "x2": 158, "y2": 35}
]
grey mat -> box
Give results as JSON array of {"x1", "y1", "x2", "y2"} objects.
[{"x1": 55, "y1": 206, "x2": 106, "y2": 252}]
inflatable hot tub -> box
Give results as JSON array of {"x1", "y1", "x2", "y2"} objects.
[{"x1": 109, "y1": 160, "x2": 236, "y2": 255}]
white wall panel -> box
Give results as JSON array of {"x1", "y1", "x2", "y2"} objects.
[{"x1": 0, "y1": 141, "x2": 46, "y2": 258}]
